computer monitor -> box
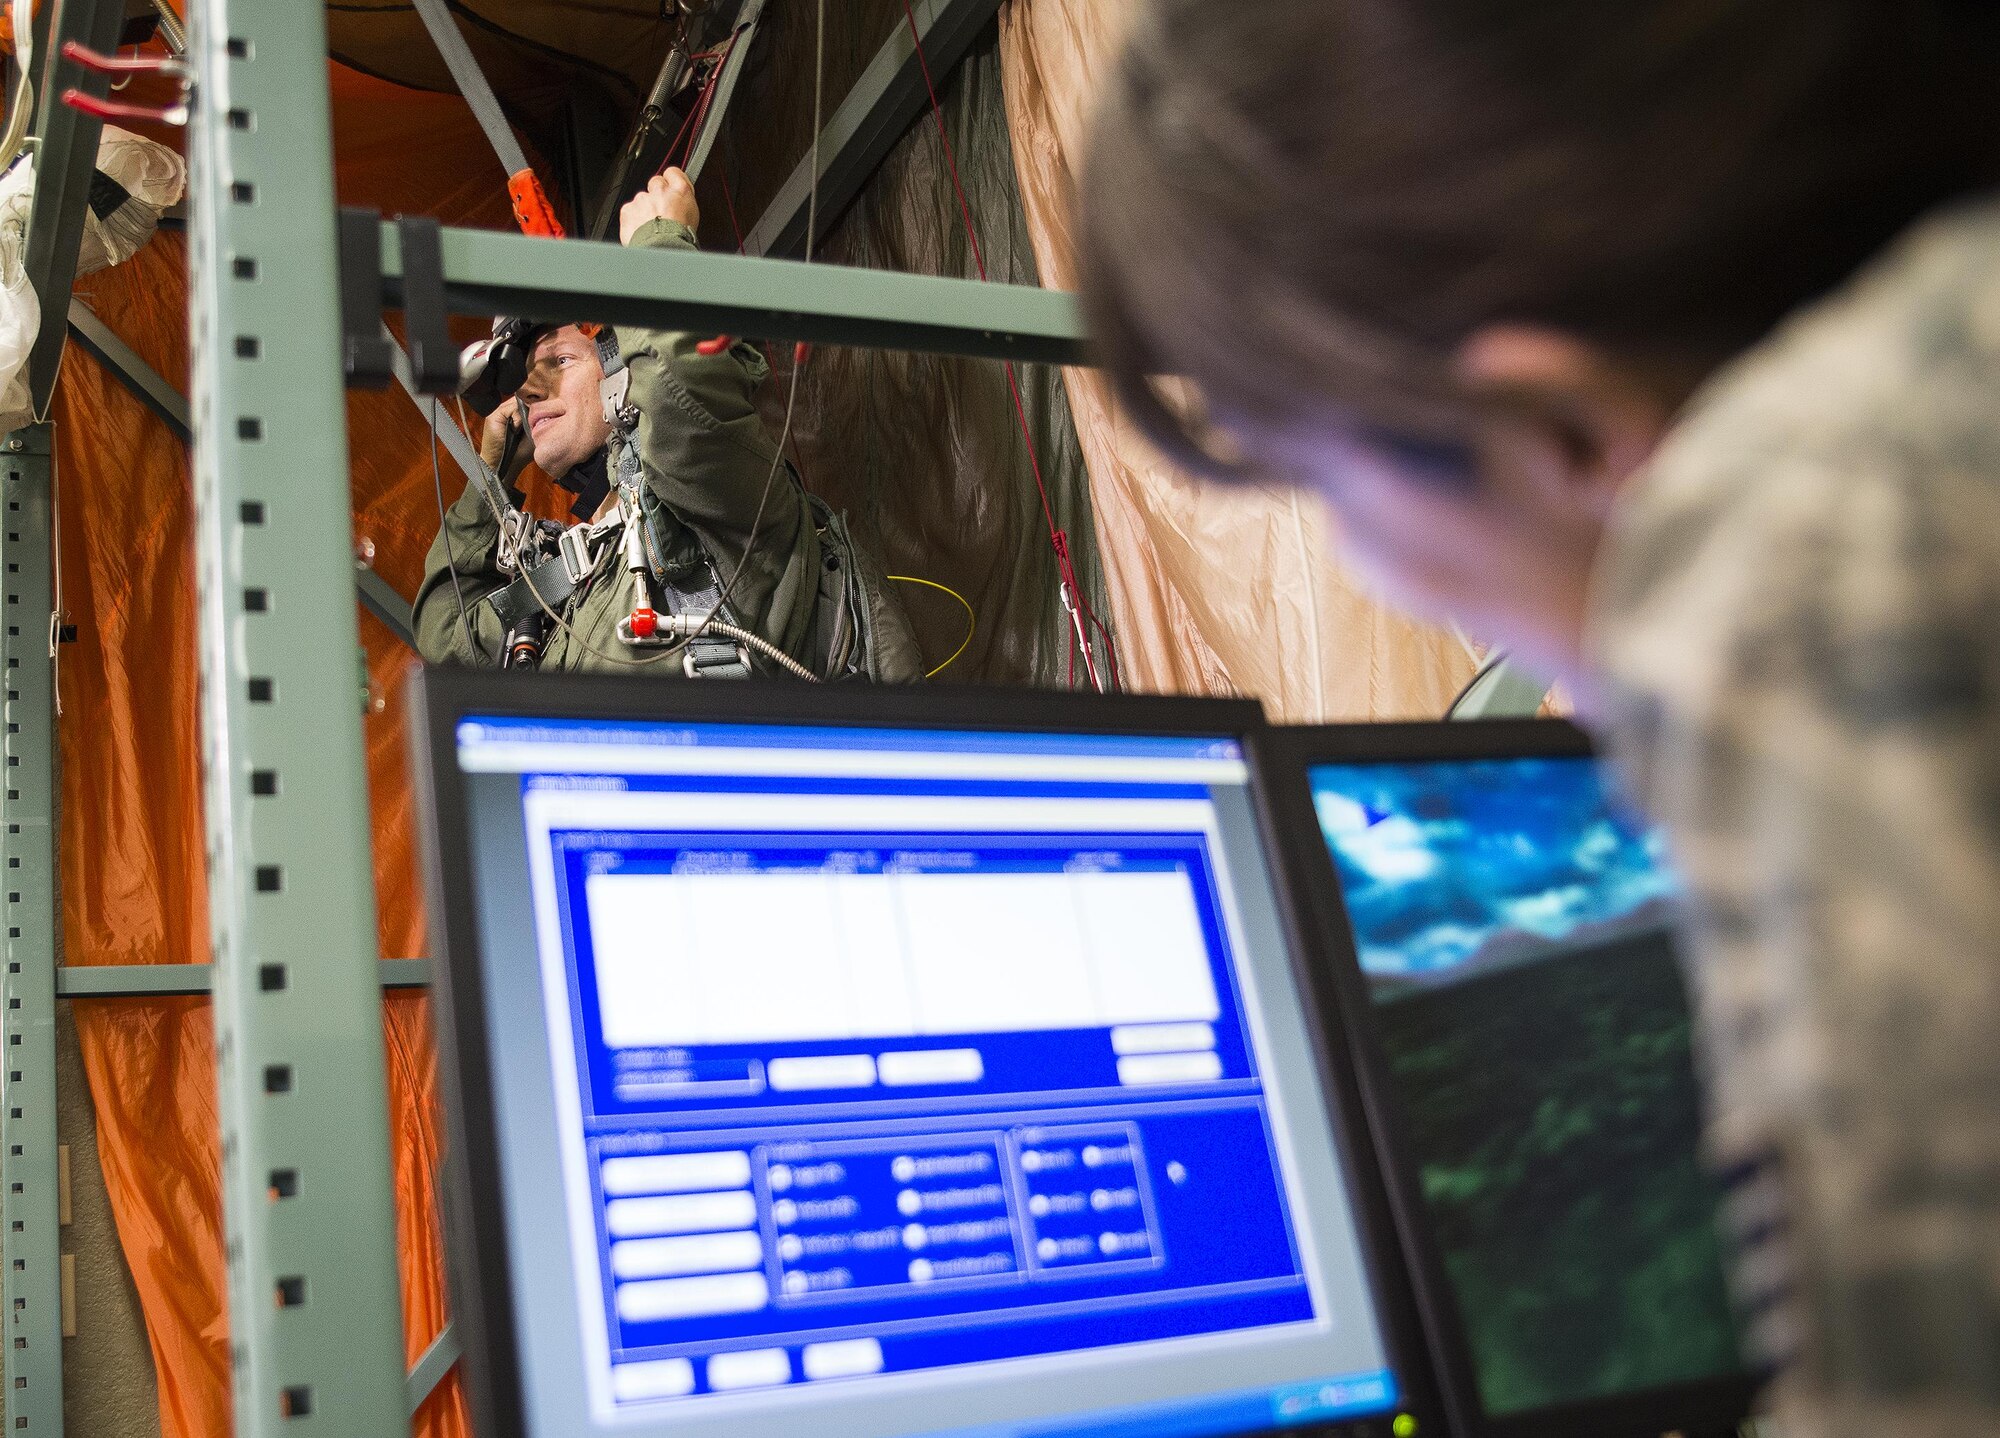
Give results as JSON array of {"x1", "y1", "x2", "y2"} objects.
[
  {"x1": 409, "y1": 671, "x2": 1440, "y2": 1438},
  {"x1": 1253, "y1": 720, "x2": 1756, "y2": 1438}
]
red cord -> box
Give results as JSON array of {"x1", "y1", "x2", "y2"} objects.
[
  {"x1": 717, "y1": 164, "x2": 748, "y2": 252},
  {"x1": 897, "y1": 0, "x2": 1118, "y2": 689},
  {"x1": 667, "y1": 33, "x2": 735, "y2": 172},
  {"x1": 657, "y1": 78, "x2": 707, "y2": 175}
]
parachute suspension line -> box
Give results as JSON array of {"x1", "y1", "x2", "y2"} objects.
[
  {"x1": 651, "y1": 0, "x2": 824, "y2": 666},
  {"x1": 895, "y1": 0, "x2": 1119, "y2": 692},
  {"x1": 662, "y1": 33, "x2": 736, "y2": 174}
]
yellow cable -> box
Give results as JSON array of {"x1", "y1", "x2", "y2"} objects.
[{"x1": 886, "y1": 574, "x2": 975, "y2": 678}]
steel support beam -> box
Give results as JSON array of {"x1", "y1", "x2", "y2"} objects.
[
  {"x1": 404, "y1": 1322, "x2": 460, "y2": 1417},
  {"x1": 68, "y1": 300, "x2": 422, "y2": 653},
  {"x1": 386, "y1": 322, "x2": 485, "y2": 491},
  {"x1": 186, "y1": 0, "x2": 409, "y2": 1430},
  {"x1": 54, "y1": 960, "x2": 431, "y2": 999},
  {"x1": 23, "y1": 0, "x2": 129, "y2": 417},
  {"x1": 682, "y1": 0, "x2": 768, "y2": 184},
  {"x1": 354, "y1": 567, "x2": 417, "y2": 652},
  {"x1": 66, "y1": 300, "x2": 192, "y2": 441},
  {"x1": 1, "y1": 425, "x2": 62, "y2": 1434},
  {"x1": 376, "y1": 220, "x2": 1084, "y2": 365},
  {"x1": 742, "y1": 0, "x2": 1003, "y2": 260}
]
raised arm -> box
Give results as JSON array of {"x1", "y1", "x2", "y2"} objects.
[{"x1": 611, "y1": 172, "x2": 811, "y2": 556}]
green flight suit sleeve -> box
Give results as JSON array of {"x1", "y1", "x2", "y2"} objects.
[
  {"x1": 412, "y1": 473, "x2": 508, "y2": 666},
  {"x1": 613, "y1": 217, "x2": 822, "y2": 664}
]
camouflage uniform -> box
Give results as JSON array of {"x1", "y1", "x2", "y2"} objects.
[
  {"x1": 1588, "y1": 197, "x2": 2000, "y2": 1437},
  {"x1": 413, "y1": 217, "x2": 924, "y2": 682}
]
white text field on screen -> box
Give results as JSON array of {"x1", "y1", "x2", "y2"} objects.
[
  {"x1": 527, "y1": 791, "x2": 1219, "y2": 838},
  {"x1": 467, "y1": 742, "x2": 1246, "y2": 787},
  {"x1": 587, "y1": 868, "x2": 1223, "y2": 1050}
]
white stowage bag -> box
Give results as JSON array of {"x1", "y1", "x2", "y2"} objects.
[
  {"x1": 0, "y1": 152, "x2": 39, "y2": 434},
  {"x1": 0, "y1": 125, "x2": 184, "y2": 431},
  {"x1": 77, "y1": 123, "x2": 186, "y2": 274}
]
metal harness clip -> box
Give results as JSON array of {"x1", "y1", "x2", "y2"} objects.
[{"x1": 559, "y1": 521, "x2": 604, "y2": 585}]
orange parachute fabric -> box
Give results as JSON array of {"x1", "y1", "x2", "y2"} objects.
[{"x1": 56, "y1": 63, "x2": 531, "y2": 1438}]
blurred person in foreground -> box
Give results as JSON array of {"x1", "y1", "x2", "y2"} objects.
[{"x1": 1081, "y1": 3, "x2": 2000, "y2": 1434}]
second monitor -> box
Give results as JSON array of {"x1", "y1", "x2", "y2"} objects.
[{"x1": 1256, "y1": 719, "x2": 1755, "y2": 1438}]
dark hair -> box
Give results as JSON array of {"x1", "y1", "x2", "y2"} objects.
[{"x1": 1080, "y1": 0, "x2": 2000, "y2": 479}]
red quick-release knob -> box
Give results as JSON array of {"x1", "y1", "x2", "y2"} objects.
[
  {"x1": 629, "y1": 606, "x2": 658, "y2": 638},
  {"x1": 695, "y1": 335, "x2": 733, "y2": 356}
]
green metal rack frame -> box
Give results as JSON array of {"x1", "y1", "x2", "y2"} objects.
[
  {"x1": 2, "y1": 426, "x2": 62, "y2": 1435},
  {"x1": 185, "y1": 0, "x2": 412, "y2": 1429}
]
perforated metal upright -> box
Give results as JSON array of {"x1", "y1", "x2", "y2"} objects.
[
  {"x1": 1, "y1": 424, "x2": 62, "y2": 1433},
  {"x1": 185, "y1": 0, "x2": 410, "y2": 1432}
]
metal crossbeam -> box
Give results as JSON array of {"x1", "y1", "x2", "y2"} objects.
[
  {"x1": 1, "y1": 425, "x2": 62, "y2": 1434},
  {"x1": 743, "y1": 0, "x2": 1004, "y2": 260},
  {"x1": 185, "y1": 0, "x2": 410, "y2": 1430},
  {"x1": 404, "y1": 1322, "x2": 460, "y2": 1417},
  {"x1": 54, "y1": 960, "x2": 431, "y2": 999},
  {"x1": 354, "y1": 567, "x2": 418, "y2": 651},
  {"x1": 22, "y1": 0, "x2": 128, "y2": 416},
  {"x1": 66, "y1": 300, "x2": 191, "y2": 441},
  {"x1": 682, "y1": 0, "x2": 769, "y2": 184},
  {"x1": 375, "y1": 220, "x2": 1084, "y2": 365},
  {"x1": 67, "y1": 299, "x2": 421, "y2": 653}
]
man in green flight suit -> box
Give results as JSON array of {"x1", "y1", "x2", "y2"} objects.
[{"x1": 413, "y1": 168, "x2": 924, "y2": 682}]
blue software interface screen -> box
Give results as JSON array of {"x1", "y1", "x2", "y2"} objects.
[{"x1": 457, "y1": 718, "x2": 1400, "y2": 1437}]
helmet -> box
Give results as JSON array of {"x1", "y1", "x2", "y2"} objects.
[{"x1": 457, "y1": 316, "x2": 553, "y2": 413}]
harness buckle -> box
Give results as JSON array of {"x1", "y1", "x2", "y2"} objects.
[
  {"x1": 558, "y1": 522, "x2": 601, "y2": 584},
  {"x1": 684, "y1": 642, "x2": 752, "y2": 679},
  {"x1": 496, "y1": 509, "x2": 535, "y2": 576}
]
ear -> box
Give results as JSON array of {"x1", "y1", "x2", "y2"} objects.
[{"x1": 1453, "y1": 325, "x2": 1673, "y2": 521}]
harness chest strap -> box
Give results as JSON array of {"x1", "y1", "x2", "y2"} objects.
[{"x1": 481, "y1": 515, "x2": 613, "y2": 631}]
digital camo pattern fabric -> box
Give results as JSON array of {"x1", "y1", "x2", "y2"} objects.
[{"x1": 1588, "y1": 195, "x2": 2000, "y2": 1438}]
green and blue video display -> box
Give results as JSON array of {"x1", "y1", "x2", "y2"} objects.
[{"x1": 1310, "y1": 755, "x2": 1742, "y2": 1417}]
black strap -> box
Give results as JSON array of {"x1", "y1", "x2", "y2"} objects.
[
  {"x1": 485, "y1": 549, "x2": 586, "y2": 632},
  {"x1": 658, "y1": 563, "x2": 752, "y2": 678},
  {"x1": 396, "y1": 216, "x2": 460, "y2": 395},
  {"x1": 336, "y1": 208, "x2": 394, "y2": 389},
  {"x1": 86, "y1": 169, "x2": 130, "y2": 221}
]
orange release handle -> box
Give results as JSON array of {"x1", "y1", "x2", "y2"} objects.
[
  {"x1": 508, "y1": 168, "x2": 602, "y2": 337},
  {"x1": 507, "y1": 169, "x2": 564, "y2": 240}
]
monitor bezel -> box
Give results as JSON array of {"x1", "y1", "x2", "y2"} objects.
[
  {"x1": 406, "y1": 666, "x2": 1445, "y2": 1438},
  {"x1": 1249, "y1": 718, "x2": 1758, "y2": 1438}
]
